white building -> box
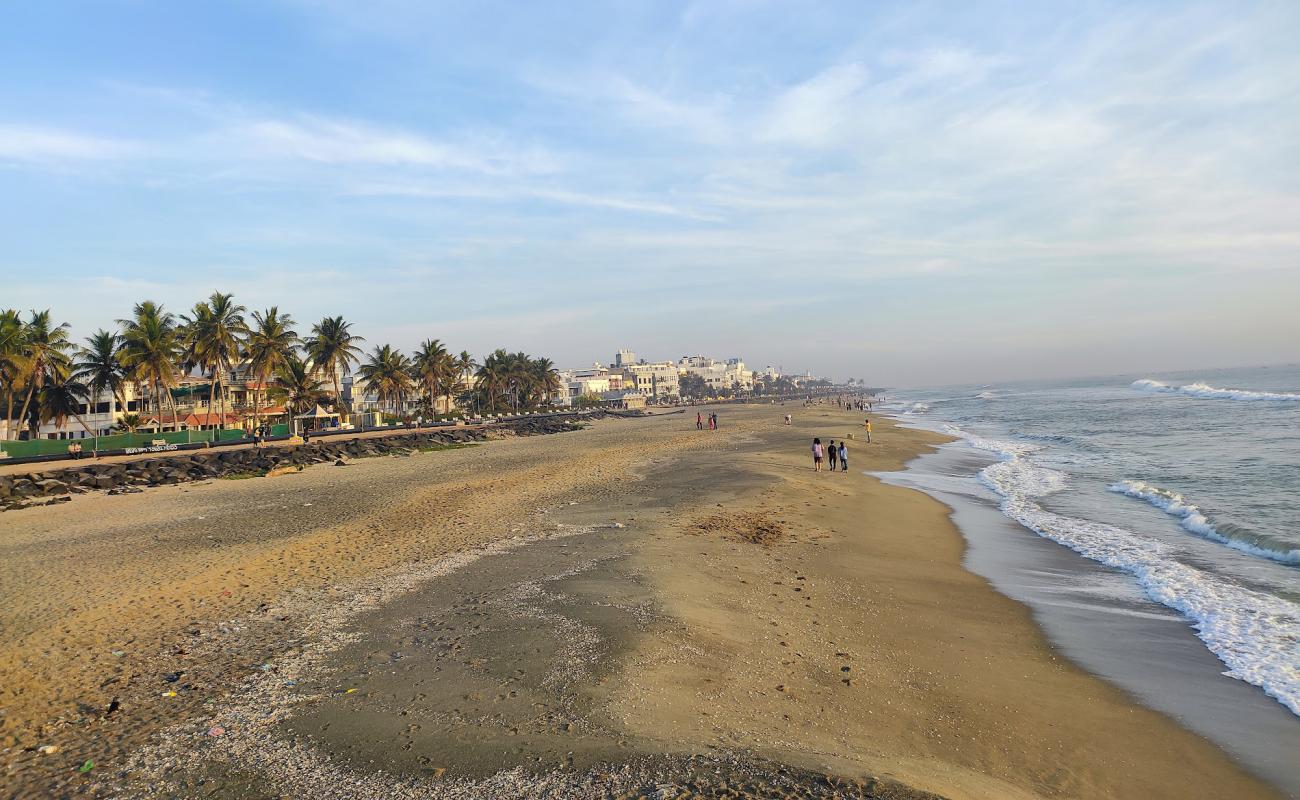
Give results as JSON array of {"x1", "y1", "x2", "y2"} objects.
[
  {"x1": 555, "y1": 364, "x2": 624, "y2": 406},
  {"x1": 678, "y1": 355, "x2": 754, "y2": 394}
]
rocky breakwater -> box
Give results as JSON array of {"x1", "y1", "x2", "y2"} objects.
[{"x1": 0, "y1": 416, "x2": 592, "y2": 512}]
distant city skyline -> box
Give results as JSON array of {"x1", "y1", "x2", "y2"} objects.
[{"x1": 3, "y1": 1, "x2": 1297, "y2": 387}]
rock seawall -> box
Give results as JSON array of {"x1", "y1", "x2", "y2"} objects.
[{"x1": 0, "y1": 417, "x2": 591, "y2": 511}]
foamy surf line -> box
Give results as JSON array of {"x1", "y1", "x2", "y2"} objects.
[
  {"x1": 934, "y1": 425, "x2": 1300, "y2": 718},
  {"x1": 1110, "y1": 480, "x2": 1300, "y2": 566},
  {"x1": 1132, "y1": 378, "x2": 1300, "y2": 402}
]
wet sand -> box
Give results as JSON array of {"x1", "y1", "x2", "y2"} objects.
[{"x1": 0, "y1": 407, "x2": 1281, "y2": 798}]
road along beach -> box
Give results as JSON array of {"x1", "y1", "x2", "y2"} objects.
[{"x1": 0, "y1": 406, "x2": 1280, "y2": 798}]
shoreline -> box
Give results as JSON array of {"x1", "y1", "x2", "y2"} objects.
[
  {"x1": 0, "y1": 406, "x2": 1281, "y2": 798},
  {"x1": 879, "y1": 414, "x2": 1300, "y2": 795}
]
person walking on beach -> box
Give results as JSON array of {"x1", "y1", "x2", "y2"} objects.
[
  {"x1": 711, "y1": 413, "x2": 718, "y2": 430},
  {"x1": 838, "y1": 441, "x2": 848, "y2": 473},
  {"x1": 827, "y1": 439, "x2": 838, "y2": 471},
  {"x1": 864, "y1": 418, "x2": 872, "y2": 443},
  {"x1": 812, "y1": 437, "x2": 824, "y2": 471},
  {"x1": 784, "y1": 413, "x2": 791, "y2": 426},
  {"x1": 696, "y1": 412, "x2": 703, "y2": 430}
]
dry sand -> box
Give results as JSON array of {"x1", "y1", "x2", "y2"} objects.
[{"x1": 0, "y1": 406, "x2": 1280, "y2": 798}]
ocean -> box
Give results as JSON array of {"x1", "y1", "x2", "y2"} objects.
[{"x1": 877, "y1": 364, "x2": 1300, "y2": 794}]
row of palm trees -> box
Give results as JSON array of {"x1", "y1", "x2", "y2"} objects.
[{"x1": 1, "y1": 293, "x2": 564, "y2": 440}]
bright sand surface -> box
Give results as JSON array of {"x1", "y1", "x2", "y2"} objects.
[{"x1": 0, "y1": 406, "x2": 1280, "y2": 798}]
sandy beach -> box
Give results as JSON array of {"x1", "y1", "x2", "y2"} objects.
[{"x1": 0, "y1": 406, "x2": 1280, "y2": 799}]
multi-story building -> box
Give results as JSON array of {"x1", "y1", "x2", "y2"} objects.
[
  {"x1": 609, "y1": 350, "x2": 680, "y2": 403},
  {"x1": 678, "y1": 355, "x2": 754, "y2": 394}
]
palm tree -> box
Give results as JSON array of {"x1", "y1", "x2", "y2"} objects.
[
  {"x1": 37, "y1": 366, "x2": 95, "y2": 436},
  {"x1": 74, "y1": 329, "x2": 126, "y2": 421},
  {"x1": 14, "y1": 310, "x2": 74, "y2": 438},
  {"x1": 474, "y1": 349, "x2": 510, "y2": 414},
  {"x1": 411, "y1": 339, "x2": 453, "y2": 414},
  {"x1": 0, "y1": 309, "x2": 28, "y2": 438},
  {"x1": 183, "y1": 292, "x2": 247, "y2": 430},
  {"x1": 358, "y1": 344, "x2": 413, "y2": 418},
  {"x1": 528, "y1": 357, "x2": 562, "y2": 408},
  {"x1": 454, "y1": 350, "x2": 476, "y2": 414},
  {"x1": 117, "y1": 301, "x2": 183, "y2": 433},
  {"x1": 114, "y1": 413, "x2": 142, "y2": 433},
  {"x1": 269, "y1": 353, "x2": 325, "y2": 418},
  {"x1": 306, "y1": 316, "x2": 364, "y2": 422},
  {"x1": 244, "y1": 307, "x2": 298, "y2": 433}
]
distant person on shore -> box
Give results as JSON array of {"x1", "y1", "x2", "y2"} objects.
[
  {"x1": 838, "y1": 441, "x2": 848, "y2": 472},
  {"x1": 784, "y1": 413, "x2": 791, "y2": 425},
  {"x1": 812, "y1": 437, "x2": 824, "y2": 471},
  {"x1": 696, "y1": 412, "x2": 703, "y2": 430},
  {"x1": 828, "y1": 439, "x2": 838, "y2": 471},
  {"x1": 864, "y1": 418, "x2": 872, "y2": 443},
  {"x1": 711, "y1": 413, "x2": 718, "y2": 430}
]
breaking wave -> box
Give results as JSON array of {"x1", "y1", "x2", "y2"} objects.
[
  {"x1": 1132, "y1": 379, "x2": 1300, "y2": 402},
  {"x1": 944, "y1": 426, "x2": 1300, "y2": 717},
  {"x1": 1108, "y1": 480, "x2": 1300, "y2": 566}
]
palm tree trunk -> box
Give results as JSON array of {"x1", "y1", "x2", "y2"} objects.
[
  {"x1": 167, "y1": 389, "x2": 181, "y2": 435},
  {"x1": 252, "y1": 382, "x2": 261, "y2": 434},
  {"x1": 207, "y1": 373, "x2": 218, "y2": 429},
  {"x1": 16, "y1": 381, "x2": 37, "y2": 439},
  {"x1": 332, "y1": 369, "x2": 344, "y2": 423},
  {"x1": 153, "y1": 381, "x2": 164, "y2": 433}
]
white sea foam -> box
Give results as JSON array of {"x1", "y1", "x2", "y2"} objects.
[
  {"x1": 1132, "y1": 378, "x2": 1300, "y2": 401},
  {"x1": 902, "y1": 402, "x2": 930, "y2": 415},
  {"x1": 1109, "y1": 480, "x2": 1300, "y2": 565},
  {"x1": 942, "y1": 423, "x2": 1300, "y2": 717},
  {"x1": 975, "y1": 390, "x2": 998, "y2": 399}
]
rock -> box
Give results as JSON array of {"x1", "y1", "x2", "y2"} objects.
[{"x1": 34, "y1": 479, "x2": 69, "y2": 496}]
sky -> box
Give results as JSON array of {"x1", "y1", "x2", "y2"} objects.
[{"x1": 1, "y1": 1, "x2": 1297, "y2": 387}]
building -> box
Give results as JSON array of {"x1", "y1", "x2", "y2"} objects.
[
  {"x1": 678, "y1": 355, "x2": 754, "y2": 394},
  {"x1": 612, "y1": 351, "x2": 681, "y2": 403}
]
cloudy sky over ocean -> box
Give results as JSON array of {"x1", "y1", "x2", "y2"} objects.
[{"x1": 2, "y1": 1, "x2": 1297, "y2": 385}]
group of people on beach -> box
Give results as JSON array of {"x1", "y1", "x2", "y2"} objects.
[
  {"x1": 811, "y1": 437, "x2": 848, "y2": 472},
  {"x1": 696, "y1": 412, "x2": 718, "y2": 430}
]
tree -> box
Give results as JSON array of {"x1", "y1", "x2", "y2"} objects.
[
  {"x1": 74, "y1": 329, "x2": 126, "y2": 419},
  {"x1": 358, "y1": 344, "x2": 413, "y2": 418},
  {"x1": 183, "y1": 292, "x2": 247, "y2": 430},
  {"x1": 454, "y1": 350, "x2": 476, "y2": 413},
  {"x1": 411, "y1": 338, "x2": 454, "y2": 414},
  {"x1": 474, "y1": 349, "x2": 511, "y2": 413},
  {"x1": 37, "y1": 367, "x2": 95, "y2": 436},
  {"x1": 244, "y1": 307, "x2": 298, "y2": 432},
  {"x1": 679, "y1": 372, "x2": 708, "y2": 400},
  {"x1": 0, "y1": 309, "x2": 28, "y2": 437},
  {"x1": 528, "y1": 357, "x2": 562, "y2": 407},
  {"x1": 269, "y1": 353, "x2": 325, "y2": 418},
  {"x1": 306, "y1": 316, "x2": 364, "y2": 422},
  {"x1": 117, "y1": 301, "x2": 183, "y2": 433},
  {"x1": 114, "y1": 413, "x2": 142, "y2": 433},
  {"x1": 14, "y1": 310, "x2": 74, "y2": 438}
]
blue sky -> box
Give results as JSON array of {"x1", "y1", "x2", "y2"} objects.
[{"x1": 2, "y1": 1, "x2": 1297, "y2": 386}]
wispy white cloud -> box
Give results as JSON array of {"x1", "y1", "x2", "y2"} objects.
[
  {"x1": 0, "y1": 124, "x2": 136, "y2": 162},
  {"x1": 760, "y1": 62, "x2": 869, "y2": 146},
  {"x1": 345, "y1": 181, "x2": 717, "y2": 220},
  {"x1": 226, "y1": 117, "x2": 559, "y2": 175}
]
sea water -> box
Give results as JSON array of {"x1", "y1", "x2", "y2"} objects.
[{"x1": 878, "y1": 364, "x2": 1299, "y2": 793}]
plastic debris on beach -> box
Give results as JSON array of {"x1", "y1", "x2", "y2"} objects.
[
  {"x1": 162, "y1": 691, "x2": 177, "y2": 697},
  {"x1": 78, "y1": 760, "x2": 94, "y2": 773},
  {"x1": 37, "y1": 745, "x2": 58, "y2": 755},
  {"x1": 207, "y1": 726, "x2": 225, "y2": 737}
]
